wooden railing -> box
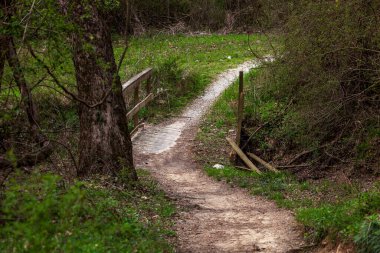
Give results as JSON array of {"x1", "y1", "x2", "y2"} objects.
[{"x1": 122, "y1": 68, "x2": 154, "y2": 134}]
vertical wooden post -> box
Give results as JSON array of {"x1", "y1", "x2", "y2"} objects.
[
  {"x1": 236, "y1": 71, "x2": 244, "y2": 147},
  {"x1": 146, "y1": 76, "x2": 152, "y2": 94},
  {"x1": 133, "y1": 85, "x2": 139, "y2": 127}
]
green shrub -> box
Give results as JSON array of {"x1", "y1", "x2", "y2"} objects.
[
  {"x1": 355, "y1": 215, "x2": 380, "y2": 253},
  {"x1": 0, "y1": 172, "x2": 173, "y2": 253},
  {"x1": 147, "y1": 56, "x2": 203, "y2": 116},
  {"x1": 247, "y1": 0, "x2": 380, "y2": 169}
]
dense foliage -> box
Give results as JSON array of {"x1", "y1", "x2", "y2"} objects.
[
  {"x1": 116, "y1": 0, "x2": 287, "y2": 33},
  {"x1": 246, "y1": 0, "x2": 380, "y2": 173}
]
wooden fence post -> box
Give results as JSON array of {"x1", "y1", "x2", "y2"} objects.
[
  {"x1": 122, "y1": 68, "x2": 154, "y2": 135},
  {"x1": 133, "y1": 86, "x2": 139, "y2": 127},
  {"x1": 146, "y1": 76, "x2": 152, "y2": 94},
  {"x1": 236, "y1": 71, "x2": 244, "y2": 147}
]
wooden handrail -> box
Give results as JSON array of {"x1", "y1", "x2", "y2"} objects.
[
  {"x1": 123, "y1": 68, "x2": 155, "y2": 135},
  {"x1": 126, "y1": 93, "x2": 154, "y2": 120},
  {"x1": 122, "y1": 68, "x2": 153, "y2": 93}
]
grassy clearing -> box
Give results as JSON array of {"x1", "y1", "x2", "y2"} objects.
[
  {"x1": 115, "y1": 34, "x2": 267, "y2": 121},
  {"x1": 196, "y1": 69, "x2": 380, "y2": 251},
  {"x1": 0, "y1": 170, "x2": 175, "y2": 253},
  {"x1": 116, "y1": 34, "x2": 262, "y2": 81}
]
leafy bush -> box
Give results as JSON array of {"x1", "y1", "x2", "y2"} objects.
[
  {"x1": 0, "y1": 172, "x2": 174, "y2": 253},
  {"x1": 247, "y1": 0, "x2": 380, "y2": 170},
  {"x1": 355, "y1": 215, "x2": 380, "y2": 253},
  {"x1": 155, "y1": 56, "x2": 202, "y2": 100}
]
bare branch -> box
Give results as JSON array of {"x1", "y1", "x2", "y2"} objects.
[{"x1": 28, "y1": 45, "x2": 113, "y2": 108}]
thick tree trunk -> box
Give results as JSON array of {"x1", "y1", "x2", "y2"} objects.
[{"x1": 60, "y1": 1, "x2": 137, "y2": 179}]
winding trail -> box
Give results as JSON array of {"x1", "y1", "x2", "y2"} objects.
[{"x1": 133, "y1": 62, "x2": 305, "y2": 252}]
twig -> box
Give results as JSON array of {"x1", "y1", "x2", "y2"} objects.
[
  {"x1": 240, "y1": 97, "x2": 295, "y2": 151},
  {"x1": 117, "y1": 45, "x2": 128, "y2": 73},
  {"x1": 49, "y1": 139, "x2": 78, "y2": 173},
  {"x1": 28, "y1": 45, "x2": 113, "y2": 108},
  {"x1": 235, "y1": 166, "x2": 253, "y2": 172},
  {"x1": 247, "y1": 33, "x2": 266, "y2": 61},
  {"x1": 0, "y1": 168, "x2": 13, "y2": 188},
  {"x1": 17, "y1": 0, "x2": 37, "y2": 54},
  {"x1": 240, "y1": 122, "x2": 268, "y2": 150},
  {"x1": 276, "y1": 164, "x2": 311, "y2": 169}
]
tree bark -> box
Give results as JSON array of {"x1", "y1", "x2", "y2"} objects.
[
  {"x1": 0, "y1": 37, "x2": 5, "y2": 90},
  {"x1": 121, "y1": 0, "x2": 133, "y2": 36},
  {"x1": 59, "y1": 1, "x2": 137, "y2": 180},
  {"x1": 0, "y1": 0, "x2": 11, "y2": 90}
]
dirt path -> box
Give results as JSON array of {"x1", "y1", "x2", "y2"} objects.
[{"x1": 133, "y1": 62, "x2": 305, "y2": 252}]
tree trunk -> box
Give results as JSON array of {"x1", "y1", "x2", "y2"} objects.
[
  {"x1": 6, "y1": 36, "x2": 41, "y2": 140},
  {"x1": 0, "y1": 37, "x2": 5, "y2": 90},
  {"x1": 59, "y1": 1, "x2": 137, "y2": 180},
  {"x1": 0, "y1": 0, "x2": 51, "y2": 168},
  {"x1": 121, "y1": 0, "x2": 133, "y2": 36},
  {"x1": 0, "y1": 0, "x2": 11, "y2": 90},
  {"x1": 0, "y1": 35, "x2": 51, "y2": 168}
]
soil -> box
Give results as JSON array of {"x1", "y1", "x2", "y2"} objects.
[{"x1": 133, "y1": 61, "x2": 306, "y2": 252}]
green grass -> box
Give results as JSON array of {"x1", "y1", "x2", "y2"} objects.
[
  {"x1": 115, "y1": 34, "x2": 264, "y2": 81},
  {"x1": 0, "y1": 170, "x2": 175, "y2": 253},
  {"x1": 114, "y1": 34, "x2": 267, "y2": 121}
]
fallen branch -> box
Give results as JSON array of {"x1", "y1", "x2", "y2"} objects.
[
  {"x1": 287, "y1": 149, "x2": 315, "y2": 165},
  {"x1": 240, "y1": 123, "x2": 268, "y2": 150},
  {"x1": 226, "y1": 137, "x2": 261, "y2": 174},
  {"x1": 235, "y1": 166, "x2": 253, "y2": 172},
  {"x1": 287, "y1": 141, "x2": 335, "y2": 165},
  {"x1": 247, "y1": 152, "x2": 279, "y2": 173},
  {"x1": 276, "y1": 164, "x2": 311, "y2": 169}
]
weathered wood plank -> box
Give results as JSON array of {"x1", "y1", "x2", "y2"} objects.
[
  {"x1": 236, "y1": 72, "x2": 244, "y2": 147},
  {"x1": 126, "y1": 93, "x2": 154, "y2": 120},
  {"x1": 122, "y1": 68, "x2": 153, "y2": 93},
  {"x1": 247, "y1": 152, "x2": 279, "y2": 173},
  {"x1": 226, "y1": 137, "x2": 261, "y2": 174},
  {"x1": 133, "y1": 86, "x2": 140, "y2": 126},
  {"x1": 130, "y1": 122, "x2": 145, "y2": 137}
]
